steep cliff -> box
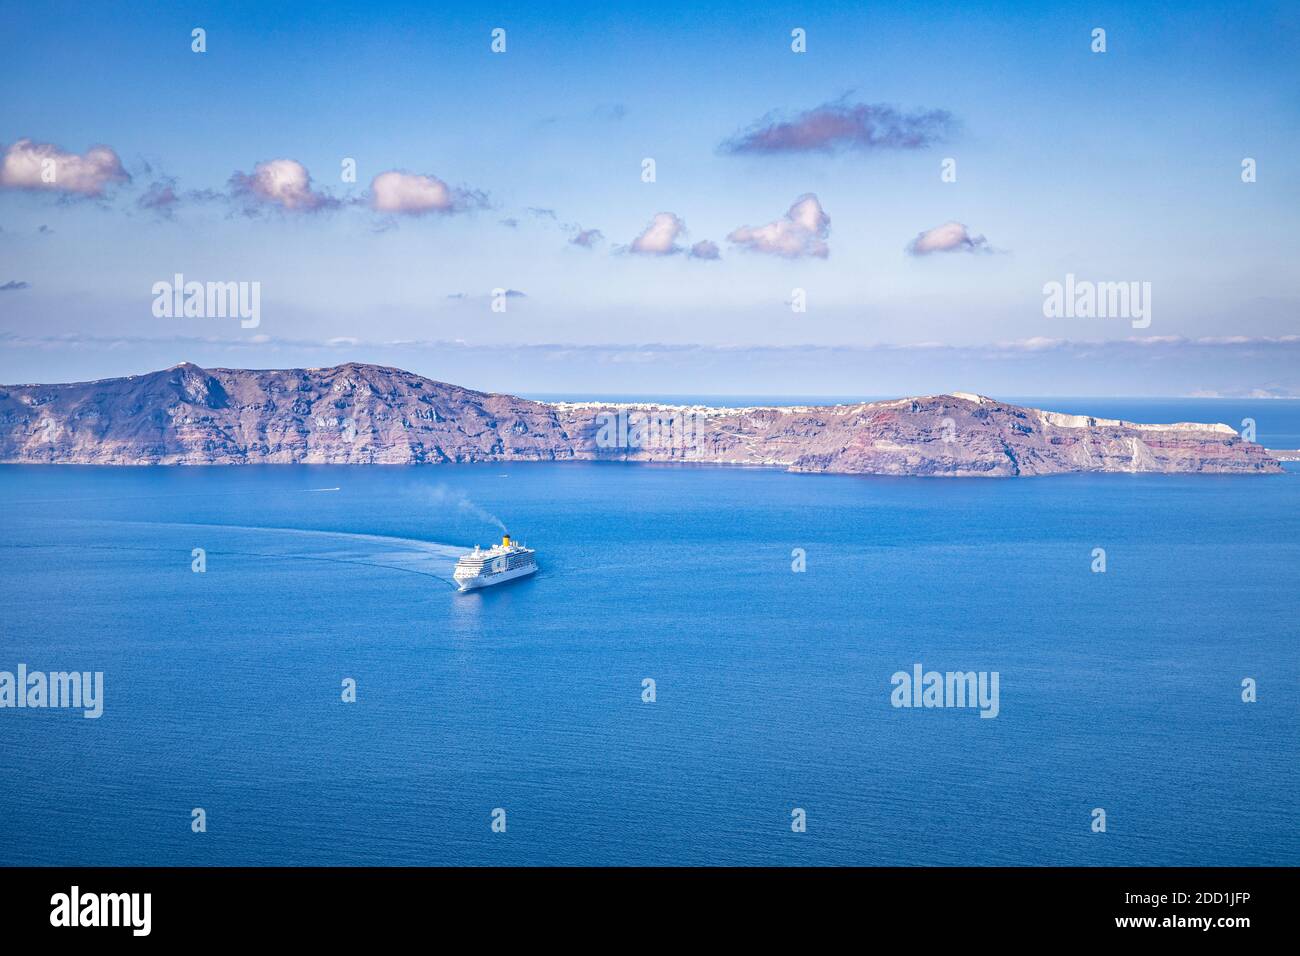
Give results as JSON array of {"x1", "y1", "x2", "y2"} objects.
[{"x1": 0, "y1": 363, "x2": 1281, "y2": 476}]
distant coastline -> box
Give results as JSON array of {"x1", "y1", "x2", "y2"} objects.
[{"x1": 0, "y1": 362, "x2": 1284, "y2": 476}]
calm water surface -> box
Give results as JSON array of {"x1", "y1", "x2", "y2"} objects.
[{"x1": 1, "y1": 399, "x2": 1296, "y2": 865}]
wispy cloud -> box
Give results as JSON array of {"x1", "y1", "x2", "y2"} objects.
[
  {"x1": 721, "y1": 100, "x2": 955, "y2": 155},
  {"x1": 5, "y1": 334, "x2": 1295, "y2": 398},
  {"x1": 536, "y1": 103, "x2": 629, "y2": 127},
  {"x1": 1, "y1": 280, "x2": 31, "y2": 292},
  {"x1": 137, "y1": 177, "x2": 181, "y2": 217},
  {"x1": 570, "y1": 228, "x2": 604, "y2": 248},
  {"x1": 523, "y1": 207, "x2": 604, "y2": 250},
  {"x1": 592, "y1": 103, "x2": 627, "y2": 122},
  {"x1": 689, "y1": 240, "x2": 721, "y2": 260},
  {"x1": 905, "y1": 221, "x2": 994, "y2": 256},
  {"x1": 7, "y1": 332, "x2": 1297, "y2": 358},
  {"x1": 0, "y1": 138, "x2": 130, "y2": 197},
  {"x1": 444, "y1": 289, "x2": 526, "y2": 302},
  {"x1": 728, "y1": 194, "x2": 830, "y2": 258}
]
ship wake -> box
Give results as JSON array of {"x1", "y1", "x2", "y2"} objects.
[{"x1": 104, "y1": 521, "x2": 469, "y2": 585}]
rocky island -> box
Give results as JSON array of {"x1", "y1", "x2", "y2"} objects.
[{"x1": 0, "y1": 362, "x2": 1283, "y2": 476}]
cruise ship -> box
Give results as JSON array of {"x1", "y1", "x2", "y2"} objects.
[{"x1": 453, "y1": 534, "x2": 538, "y2": 591}]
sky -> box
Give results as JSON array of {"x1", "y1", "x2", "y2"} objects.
[{"x1": 1, "y1": 0, "x2": 1297, "y2": 396}]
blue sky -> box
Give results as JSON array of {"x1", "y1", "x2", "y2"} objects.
[{"x1": 1, "y1": 0, "x2": 1297, "y2": 395}]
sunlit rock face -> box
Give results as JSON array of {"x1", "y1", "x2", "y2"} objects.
[{"x1": 0, "y1": 363, "x2": 1282, "y2": 475}]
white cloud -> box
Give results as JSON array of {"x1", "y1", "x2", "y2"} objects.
[
  {"x1": 370, "y1": 170, "x2": 452, "y2": 214},
  {"x1": 689, "y1": 240, "x2": 721, "y2": 260},
  {"x1": 368, "y1": 170, "x2": 487, "y2": 216},
  {"x1": 630, "y1": 212, "x2": 686, "y2": 255},
  {"x1": 0, "y1": 139, "x2": 129, "y2": 196},
  {"x1": 727, "y1": 194, "x2": 830, "y2": 258},
  {"x1": 905, "y1": 221, "x2": 992, "y2": 255},
  {"x1": 229, "y1": 159, "x2": 336, "y2": 212}
]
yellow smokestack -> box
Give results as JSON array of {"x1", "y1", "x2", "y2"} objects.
[{"x1": 502, "y1": 533, "x2": 511, "y2": 548}]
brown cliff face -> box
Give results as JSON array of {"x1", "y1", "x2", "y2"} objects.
[{"x1": 0, "y1": 363, "x2": 1282, "y2": 476}]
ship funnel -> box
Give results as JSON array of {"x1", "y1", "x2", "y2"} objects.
[{"x1": 501, "y1": 533, "x2": 511, "y2": 548}]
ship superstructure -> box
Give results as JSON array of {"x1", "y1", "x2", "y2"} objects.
[{"x1": 453, "y1": 534, "x2": 538, "y2": 591}]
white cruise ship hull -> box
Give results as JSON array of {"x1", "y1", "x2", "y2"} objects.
[{"x1": 455, "y1": 563, "x2": 537, "y2": 591}]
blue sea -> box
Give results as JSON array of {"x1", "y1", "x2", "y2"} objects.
[{"x1": 1, "y1": 399, "x2": 1297, "y2": 866}]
